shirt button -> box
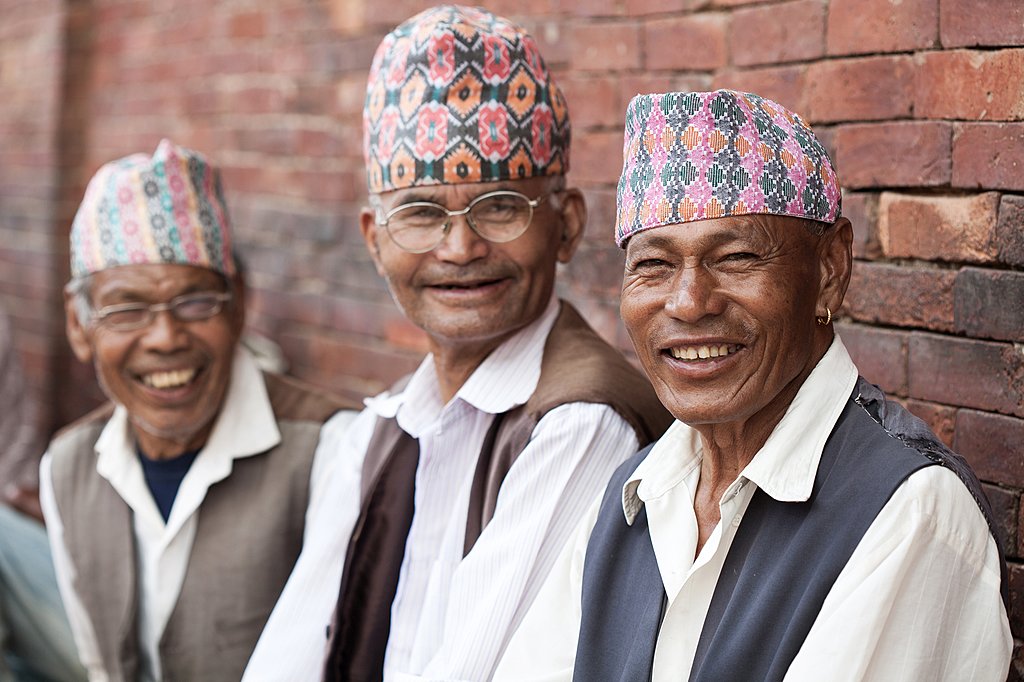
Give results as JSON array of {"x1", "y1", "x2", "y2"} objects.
[{"x1": 731, "y1": 514, "x2": 742, "y2": 527}]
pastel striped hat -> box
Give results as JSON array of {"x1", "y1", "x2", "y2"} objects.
[
  {"x1": 363, "y1": 5, "x2": 570, "y2": 193},
  {"x1": 615, "y1": 90, "x2": 841, "y2": 247},
  {"x1": 70, "y1": 139, "x2": 235, "y2": 278}
]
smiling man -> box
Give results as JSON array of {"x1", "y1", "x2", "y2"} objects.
[
  {"x1": 242, "y1": 7, "x2": 671, "y2": 682},
  {"x1": 39, "y1": 139, "x2": 352, "y2": 681},
  {"x1": 495, "y1": 90, "x2": 1012, "y2": 681}
]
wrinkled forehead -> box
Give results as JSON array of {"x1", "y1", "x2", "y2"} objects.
[
  {"x1": 89, "y1": 263, "x2": 227, "y2": 301},
  {"x1": 374, "y1": 175, "x2": 557, "y2": 209},
  {"x1": 623, "y1": 213, "x2": 818, "y2": 253}
]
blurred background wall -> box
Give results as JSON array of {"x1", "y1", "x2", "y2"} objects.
[{"x1": 1, "y1": 0, "x2": 1022, "y2": 674}]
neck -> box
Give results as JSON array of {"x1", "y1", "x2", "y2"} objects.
[
  {"x1": 133, "y1": 424, "x2": 212, "y2": 461},
  {"x1": 430, "y1": 337, "x2": 504, "y2": 404}
]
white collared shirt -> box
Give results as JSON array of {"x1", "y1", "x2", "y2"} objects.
[
  {"x1": 495, "y1": 336, "x2": 1012, "y2": 682},
  {"x1": 39, "y1": 348, "x2": 350, "y2": 682},
  {"x1": 243, "y1": 296, "x2": 641, "y2": 682}
]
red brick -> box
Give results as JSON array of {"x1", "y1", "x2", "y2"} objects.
[
  {"x1": 954, "y1": 268, "x2": 1024, "y2": 343},
  {"x1": 953, "y1": 123, "x2": 1024, "y2": 191},
  {"x1": 560, "y1": 74, "x2": 622, "y2": 130},
  {"x1": 627, "y1": 0, "x2": 709, "y2": 14},
  {"x1": 833, "y1": 122, "x2": 951, "y2": 189},
  {"x1": 564, "y1": 0, "x2": 620, "y2": 17},
  {"x1": 570, "y1": 21, "x2": 641, "y2": 73},
  {"x1": 997, "y1": 195, "x2": 1024, "y2": 267},
  {"x1": 916, "y1": 50, "x2": 1024, "y2": 121},
  {"x1": 730, "y1": 0, "x2": 826, "y2": 67},
  {"x1": 826, "y1": 0, "x2": 938, "y2": 55},
  {"x1": 229, "y1": 11, "x2": 266, "y2": 39},
  {"x1": 983, "y1": 484, "x2": 1020, "y2": 558},
  {"x1": 523, "y1": 20, "x2": 572, "y2": 68},
  {"x1": 835, "y1": 323, "x2": 908, "y2": 395},
  {"x1": 580, "y1": 187, "x2": 618, "y2": 242},
  {"x1": 905, "y1": 398, "x2": 957, "y2": 447},
  {"x1": 878, "y1": 192, "x2": 999, "y2": 263},
  {"x1": 807, "y1": 56, "x2": 914, "y2": 123},
  {"x1": 845, "y1": 262, "x2": 955, "y2": 332},
  {"x1": 571, "y1": 130, "x2": 624, "y2": 187},
  {"x1": 941, "y1": 0, "x2": 1024, "y2": 48},
  {"x1": 645, "y1": 13, "x2": 728, "y2": 71},
  {"x1": 715, "y1": 65, "x2": 807, "y2": 117},
  {"x1": 568, "y1": 242, "x2": 627, "y2": 299},
  {"x1": 955, "y1": 410, "x2": 1024, "y2": 488},
  {"x1": 841, "y1": 191, "x2": 880, "y2": 259},
  {"x1": 909, "y1": 333, "x2": 1024, "y2": 418}
]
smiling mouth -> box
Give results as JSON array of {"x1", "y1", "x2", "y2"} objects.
[
  {"x1": 667, "y1": 344, "x2": 741, "y2": 361},
  {"x1": 139, "y1": 368, "x2": 198, "y2": 390},
  {"x1": 431, "y1": 278, "x2": 504, "y2": 290}
]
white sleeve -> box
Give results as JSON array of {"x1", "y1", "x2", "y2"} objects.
[
  {"x1": 785, "y1": 465, "x2": 1012, "y2": 682},
  {"x1": 241, "y1": 407, "x2": 376, "y2": 682},
  {"x1": 39, "y1": 453, "x2": 110, "y2": 682},
  {"x1": 395, "y1": 402, "x2": 638, "y2": 682}
]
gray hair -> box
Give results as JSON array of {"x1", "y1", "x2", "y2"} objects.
[{"x1": 65, "y1": 275, "x2": 95, "y2": 327}]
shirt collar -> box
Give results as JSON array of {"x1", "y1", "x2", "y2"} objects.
[
  {"x1": 366, "y1": 295, "x2": 560, "y2": 437},
  {"x1": 621, "y1": 334, "x2": 859, "y2": 524},
  {"x1": 96, "y1": 346, "x2": 281, "y2": 490}
]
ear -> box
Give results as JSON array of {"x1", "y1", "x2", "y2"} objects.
[
  {"x1": 228, "y1": 272, "x2": 247, "y2": 338},
  {"x1": 64, "y1": 287, "x2": 94, "y2": 363},
  {"x1": 554, "y1": 187, "x2": 586, "y2": 263},
  {"x1": 360, "y1": 206, "x2": 387, "y2": 276},
  {"x1": 816, "y1": 217, "x2": 854, "y2": 316}
]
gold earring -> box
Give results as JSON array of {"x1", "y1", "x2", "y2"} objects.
[{"x1": 816, "y1": 307, "x2": 832, "y2": 326}]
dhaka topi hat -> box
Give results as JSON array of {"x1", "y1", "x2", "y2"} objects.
[
  {"x1": 363, "y1": 4, "x2": 571, "y2": 194},
  {"x1": 615, "y1": 89, "x2": 841, "y2": 247},
  {"x1": 70, "y1": 139, "x2": 235, "y2": 278}
]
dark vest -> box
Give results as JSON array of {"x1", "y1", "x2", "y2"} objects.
[
  {"x1": 323, "y1": 302, "x2": 674, "y2": 682},
  {"x1": 572, "y1": 378, "x2": 1006, "y2": 682},
  {"x1": 49, "y1": 371, "x2": 349, "y2": 682}
]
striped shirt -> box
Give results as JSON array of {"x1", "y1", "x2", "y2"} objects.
[{"x1": 243, "y1": 297, "x2": 640, "y2": 682}]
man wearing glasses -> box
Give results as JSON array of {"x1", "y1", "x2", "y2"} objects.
[
  {"x1": 39, "y1": 139, "x2": 353, "y2": 681},
  {"x1": 243, "y1": 6, "x2": 671, "y2": 681}
]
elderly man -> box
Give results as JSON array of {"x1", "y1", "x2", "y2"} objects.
[
  {"x1": 244, "y1": 6, "x2": 671, "y2": 681},
  {"x1": 40, "y1": 139, "x2": 354, "y2": 681},
  {"x1": 495, "y1": 90, "x2": 1012, "y2": 681}
]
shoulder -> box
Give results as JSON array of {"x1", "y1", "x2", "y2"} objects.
[{"x1": 263, "y1": 371, "x2": 357, "y2": 424}]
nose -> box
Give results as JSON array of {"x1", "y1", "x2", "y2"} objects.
[
  {"x1": 140, "y1": 309, "x2": 190, "y2": 353},
  {"x1": 664, "y1": 263, "x2": 724, "y2": 323},
  {"x1": 432, "y1": 214, "x2": 488, "y2": 264}
]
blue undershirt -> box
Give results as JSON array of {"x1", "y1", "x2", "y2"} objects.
[{"x1": 137, "y1": 447, "x2": 200, "y2": 522}]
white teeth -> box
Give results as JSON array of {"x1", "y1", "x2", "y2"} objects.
[
  {"x1": 669, "y1": 344, "x2": 737, "y2": 361},
  {"x1": 142, "y1": 368, "x2": 197, "y2": 389}
]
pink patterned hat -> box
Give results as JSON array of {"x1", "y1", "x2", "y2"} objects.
[
  {"x1": 615, "y1": 90, "x2": 841, "y2": 247},
  {"x1": 70, "y1": 139, "x2": 235, "y2": 278},
  {"x1": 363, "y1": 5, "x2": 570, "y2": 194}
]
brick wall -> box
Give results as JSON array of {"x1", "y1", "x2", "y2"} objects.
[{"x1": 0, "y1": 0, "x2": 1021, "y2": 674}]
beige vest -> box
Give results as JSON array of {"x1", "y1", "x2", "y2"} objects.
[{"x1": 49, "y1": 372, "x2": 348, "y2": 682}]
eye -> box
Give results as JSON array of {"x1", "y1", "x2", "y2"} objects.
[
  {"x1": 628, "y1": 257, "x2": 673, "y2": 274},
  {"x1": 721, "y1": 251, "x2": 759, "y2": 262}
]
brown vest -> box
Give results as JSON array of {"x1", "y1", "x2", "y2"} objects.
[
  {"x1": 324, "y1": 302, "x2": 673, "y2": 681},
  {"x1": 49, "y1": 372, "x2": 349, "y2": 682}
]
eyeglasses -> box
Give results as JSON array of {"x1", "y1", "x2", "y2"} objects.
[
  {"x1": 374, "y1": 190, "x2": 551, "y2": 254},
  {"x1": 92, "y1": 291, "x2": 232, "y2": 331}
]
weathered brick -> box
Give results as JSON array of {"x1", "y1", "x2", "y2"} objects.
[
  {"x1": 877, "y1": 192, "x2": 1000, "y2": 263},
  {"x1": 941, "y1": 0, "x2": 1024, "y2": 48},
  {"x1": 580, "y1": 187, "x2": 618, "y2": 242},
  {"x1": 1011, "y1": 562, "x2": 1024, "y2": 638},
  {"x1": 228, "y1": 11, "x2": 266, "y2": 39},
  {"x1": 909, "y1": 333, "x2": 1024, "y2": 418},
  {"x1": 626, "y1": 0, "x2": 709, "y2": 15},
  {"x1": 982, "y1": 483, "x2": 1020, "y2": 556},
  {"x1": 953, "y1": 123, "x2": 1024, "y2": 191},
  {"x1": 715, "y1": 65, "x2": 808, "y2": 117},
  {"x1": 845, "y1": 262, "x2": 956, "y2": 332},
  {"x1": 833, "y1": 122, "x2": 951, "y2": 189},
  {"x1": 645, "y1": 13, "x2": 728, "y2": 71},
  {"x1": 560, "y1": 74, "x2": 622, "y2": 130},
  {"x1": 997, "y1": 195, "x2": 1024, "y2": 268},
  {"x1": 806, "y1": 56, "x2": 914, "y2": 123},
  {"x1": 826, "y1": 0, "x2": 938, "y2": 55},
  {"x1": 916, "y1": 50, "x2": 1024, "y2": 121},
  {"x1": 570, "y1": 21, "x2": 641, "y2": 73},
  {"x1": 841, "y1": 191, "x2": 880, "y2": 259},
  {"x1": 568, "y1": 242, "x2": 626, "y2": 299},
  {"x1": 570, "y1": 130, "x2": 624, "y2": 186},
  {"x1": 731, "y1": 0, "x2": 826, "y2": 67},
  {"x1": 956, "y1": 408, "x2": 1024, "y2": 489},
  {"x1": 954, "y1": 268, "x2": 1024, "y2": 342},
  {"x1": 835, "y1": 322, "x2": 908, "y2": 395}
]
